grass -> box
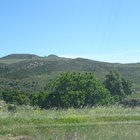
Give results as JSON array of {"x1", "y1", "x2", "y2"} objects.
[{"x1": 0, "y1": 105, "x2": 140, "y2": 140}]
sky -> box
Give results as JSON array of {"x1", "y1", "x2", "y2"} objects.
[{"x1": 0, "y1": 0, "x2": 140, "y2": 63}]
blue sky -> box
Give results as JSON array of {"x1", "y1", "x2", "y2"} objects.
[{"x1": 0, "y1": 0, "x2": 140, "y2": 63}]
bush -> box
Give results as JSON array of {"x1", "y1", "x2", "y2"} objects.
[
  {"x1": 2, "y1": 89, "x2": 31, "y2": 105},
  {"x1": 44, "y1": 71, "x2": 112, "y2": 108},
  {"x1": 104, "y1": 70, "x2": 132, "y2": 101}
]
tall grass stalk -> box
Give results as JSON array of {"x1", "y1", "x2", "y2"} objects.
[{"x1": 0, "y1": 105, "x2": 140, "y2": 140}]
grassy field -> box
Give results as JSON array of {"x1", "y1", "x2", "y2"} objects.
[{"x1": 0, "y1": 103, "x2": 140, "y2": 140}]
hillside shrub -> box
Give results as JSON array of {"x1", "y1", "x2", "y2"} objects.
[
  {"x1": 2, "y1": 89, "x2": 30, "y2": 105},
  {"x1": 43, "y1": 71, "x2": 112, "y2": 108},
  {"x1": 104, "y1": 70, "x2": 132, "y2": 101}
]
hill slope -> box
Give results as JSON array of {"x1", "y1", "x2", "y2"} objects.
[{"x1": 0, "y1": 54, "x2": 140, "y2": 93}]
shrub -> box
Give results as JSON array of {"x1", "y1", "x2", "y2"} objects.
[
  {"x1": 104, "y1": 70, "x2": 132, "y2": 101},
  {"x1": 44, "y1": 71, "x2": 112, "y2": 108}
]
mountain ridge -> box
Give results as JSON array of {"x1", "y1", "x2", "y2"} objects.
[
  {"x1": 1, "y1": 53, "x2": 137, "y2": 64},
  {"x1": 0, "y1": 53, "x2": 126, "y2": 65},
  {"x1": 0, "y1": 53, "x2": 41, "y2": 60}
]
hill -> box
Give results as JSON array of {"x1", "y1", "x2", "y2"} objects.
[
  {"x1": 0, "y1": 54, "x2": 140, "y2": 93},
  {"x1": 0, "y1": 53, "x2": 41, "y2": 60},
  {"x1": 0, "y1": 54, "x2": 42, "y2": 64}
]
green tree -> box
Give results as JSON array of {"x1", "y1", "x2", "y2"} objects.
[
  {"x1": 2, "y1": 89, "x2": 30, "y2": 105},
  {"x1": 103, "y1": 70, "x2": 132, "y2": 101},
  {"x1": 44, "y1": 71, "x2": 112, "y2": 108},
  {"x1": 30, "y1": 92, "x2": 47, "y2": 108}
]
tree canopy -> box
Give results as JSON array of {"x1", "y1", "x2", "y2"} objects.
[
  {"x1": 103, "y1": 70, "x2": 132, "y2": 101},
  {"x1": 44, "y1": 71, "x2": 112, "y2": 108}
]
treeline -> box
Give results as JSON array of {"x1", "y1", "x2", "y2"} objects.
[{"x1": 0, "y1": 71, "x2": 132, "y2": 108}]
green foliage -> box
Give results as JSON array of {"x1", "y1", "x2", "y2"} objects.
[
  {"x1": 44, "y1": 71, "x2": 112, "y2": 108},
  {"x1": 30, "y1": 92, "x2": 47, "y2": 108},
  {"x1": 0, "y1": 71, "x2": 133, "y2": 108},
  {"x1": 2, "y1": 89, "x2": 30, "y2": 105},
  {"x1": 104, "y1": 70, "x2": 132, "y2": 101},
  {"x1": 0, "y1": 54, "x2": 137, "y2": 108}
]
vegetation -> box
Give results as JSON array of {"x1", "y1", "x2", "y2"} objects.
[
  {"x1": 0, "y1": 103, "x2": 140, "y2": 140},
  {"x1": 0, "y1": 71, "x2": 132, "y2": 108},
  {"x1": 0, "y1": 53, "x2": 140, "y2": 94},
  {"x1": 0, "y1": 54, "x2": 139, "y2": 139},
  {"x1": 43, "y1": 71, "x2": 112, "y2": 108},
  {"x1": 104, "y1": 70, "x2": 132, "y2": 101}
]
